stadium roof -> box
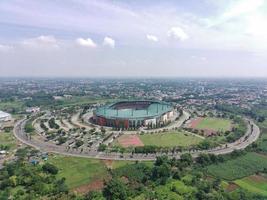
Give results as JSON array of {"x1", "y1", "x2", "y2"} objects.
[
  {"x1": 95, "y1": 100, "x2": 173, "y2": 119},
  {"x1": 0, "y1": 111, "x2": 11, "y2": 118}
]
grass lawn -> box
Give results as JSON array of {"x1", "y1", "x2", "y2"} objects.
[
  {"x1": 196, "y1": 117, "x2": 232, "y2": 132},
  {"x1": 54, "y1": 96, "x2": 115, "y2": 108},
  {"x1": 139, "y1": 131, "x2": 203, "y2": 147},
  {"x1": 49, "y1": 155, "x2": 108, "y2": 189},
  {"x1": 112, "y1": 160, "x2": 154, "y2": 169},
  {"x1": 234, "y1": 175, "x2": 267, "y2": 196},
  {"x1": 207, "y1": 152, "x2": 267, "y2": 180},
  {"x1": 0, "y1": 131, "x2": 17, "y2": 150},
  {"x1": 0, "y1": 100, "x2": 25, "y2": 112}
]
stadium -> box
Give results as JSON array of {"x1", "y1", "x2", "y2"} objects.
[{"x1": 92, "y1": 100, "x2": 175, "y2": 129}]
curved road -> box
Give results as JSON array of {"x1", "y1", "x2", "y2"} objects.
[{"x1": 13, "y1": 117, "x2": 260, "y2": 161}]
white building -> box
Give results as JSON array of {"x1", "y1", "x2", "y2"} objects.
[
  {"x1": 26, "y1": 107, "x2": 40, "y2": 113},
  {"x1": 0, "y1": 111, "x2": 11, "y2": 122}
]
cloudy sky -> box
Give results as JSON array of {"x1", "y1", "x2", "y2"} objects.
[{"x1": 0, "y1": 0, "x2": 267, "y2": 77}]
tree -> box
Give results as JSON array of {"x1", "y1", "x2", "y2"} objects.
[
  {"x1": 75, "y1": 140, "x2": 84, "y2": 148},
  {"x1": 103, "y1": 178, "x2": 128, "y2": 200},
  {"x1": 42, "y1": 163, "x2": 58, "y2": 175},
  {"x1": 180, "y1": 153, "x2": 193, "y2": 167},
  {"x1": 98, "y1": 144, "x2": 107, "y2": 152},
  {"x1": 85, "y1": 191, "x2": 105, "y2": 200}
]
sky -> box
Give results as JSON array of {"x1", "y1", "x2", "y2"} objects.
[{"x1": 0, "y1": 0, "x2": 267, "y2": 77}]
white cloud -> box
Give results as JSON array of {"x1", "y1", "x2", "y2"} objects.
[
  {"x1": 0, "y1": 44, "x2": 13, "y2": 52},
  {"x1": 223, "y1": 0, "x2": 264, "y2": 19},
  {"x1": 103, "y1": 37, "x2": 115, "y2": 48},
  {"x1": 76, "y1": 38, "x2": 97, "y2": 48},
  {"x1": 167, "y1": 27, "x2": 188, "y2": 41},
  {"x1": 22, "y1": 35, "x2": 59, "y2": 49},
  {"x1": 146, "y1": 34, "x2": 158, "y2": 42}
]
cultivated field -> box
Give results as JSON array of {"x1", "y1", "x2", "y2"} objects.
[
  {"x1": 207, "y1": 152, "x2": 267, "y2": 180},
  {"x1": 234, "y1": 175, "x2": 267, "y2": 196},
  {"x1": 192, "y1": 117, "x2": 232, "y2": 132},
  {"x1": 139, "y1": 131, "x2": 203, "y2": 147}
]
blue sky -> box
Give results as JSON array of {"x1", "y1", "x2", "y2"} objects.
[{"x1": 0, "y1": 0, "x2": 267, "y2": 77}]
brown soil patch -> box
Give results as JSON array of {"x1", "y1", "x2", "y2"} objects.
[
  {"x1": 226, "y1": 182, "x2": 239, "y2": 192},
  {"x1": 117, "y1": 134, "x2": 144, "y2": 147},
  {"x1": 102, "y1": 159, "x2": 113, "y2": 169},
  {"x1": 72, "y1": 179, "x2": 105, "y2": 194},
  {"x1": 248, "y1": 175, "x2": 267, "y2": 183},
  {"x1": 189, "y1": 117, "x2": 203, "y2": 129},
  {"x1": 189, "y1": 117, "x2": 217, "y2": 136}
]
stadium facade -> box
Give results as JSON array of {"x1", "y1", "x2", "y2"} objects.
[{"x1": 92, "y1": 100, "x2": 175, "y2": 129}]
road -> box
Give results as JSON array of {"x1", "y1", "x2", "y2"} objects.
[{"x1": 13, "y1": 117, "x2": 260, "y2": 161}]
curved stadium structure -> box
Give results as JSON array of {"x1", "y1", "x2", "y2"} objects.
[{"x1": 92, "y1": 100, "x2": 175, "y2": 129}]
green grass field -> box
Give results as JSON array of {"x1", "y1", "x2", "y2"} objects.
[
  {"x1": 196, "y1": 117, "x2": 232, "y2": 132},
  {"x1": 49, "y1": 156, "x2": 108, "y2": 189},
  {"x1": 139, "y1": 131, "x2": 203, "y2": 147},
  {"x1": 111, "y1": 160, "x2": 154, "y2": 169},
  {"x1": 234, "y1": 175, "x2": 267, "y2": 196},
  {"x1": 0, "y1": 101, "x2": 25, "y2": 112},
  {"x1": 0, "y1": 131, "x2": 17, "y2": 150},
  {"x1": 207, "y1": 152, "x2": 267, "y2": 180}
]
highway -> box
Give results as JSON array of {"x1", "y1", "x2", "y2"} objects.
[{"x1": 13, "y1": 117, "x2": 260, "y2": 161}]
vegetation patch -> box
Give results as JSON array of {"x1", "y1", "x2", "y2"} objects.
[
  {"x1": 0, "y1": 131, "x2": 17, "y2": 150},
  {"x1": 207, "y1": 152, "x2": 267, "y2": 180},
  {"x1": 234, "y1": 175, "x2": 267, "y2": 196}
]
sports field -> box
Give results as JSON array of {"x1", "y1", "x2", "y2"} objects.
[
  {"x1": 49, "y1": 156, "x2": 108, "y2": 189},
  {"x1": 234, "y1": 175, "x2": 267, "y2": 196},
  {"x1": 194, "y1": 117, "x2": 232, "y2": 132},
  {"x1": 139, "y1": 131, "x2": 203, "y2": 147},
  {"x1": 117, "y1": 134, "x2": 144, "y2": 147}
]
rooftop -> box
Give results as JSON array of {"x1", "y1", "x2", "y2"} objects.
[{"x1": 95, "y1": 100, "x2": 173, "y2": 119}]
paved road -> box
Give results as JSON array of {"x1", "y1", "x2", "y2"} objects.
[{"x1": 13, "y1": 117, "x2": 260, "y2": 161}]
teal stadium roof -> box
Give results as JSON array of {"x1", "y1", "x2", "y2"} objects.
[{"x1": 95, "y1": 100, "x2": 173, "y2": 120}]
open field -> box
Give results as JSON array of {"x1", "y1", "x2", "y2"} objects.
[
  {"x1": 49, "y1": 155, "x2": 154, "y2": 191},
  {"x1": 234, "y1": 175, "x2": 267, "y2": 196},
  {"x1": 0, "y1": 100, "x2": 25, "y2": 112},
  {"x1": 49, "y1": 155, "x2": 109, "y2": 189},
  {"x1": 54, "y1": 96, "x2": 114, "y2": 108},
  {"x1": 0, "y1": 131, "x2": 17, "y2": 150},
  {"x1": 207, "y1": 152, "x2": 267, "y2": 180},
  {"x1": 139, "y1": 131, "x2": 203, "y2": 147},
  {"x1": 103, "y1": 159, "x2": 154, "y2": 169},
  {"x1": 193, "y1": 117, "x2": 232, "y2": 132}
]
